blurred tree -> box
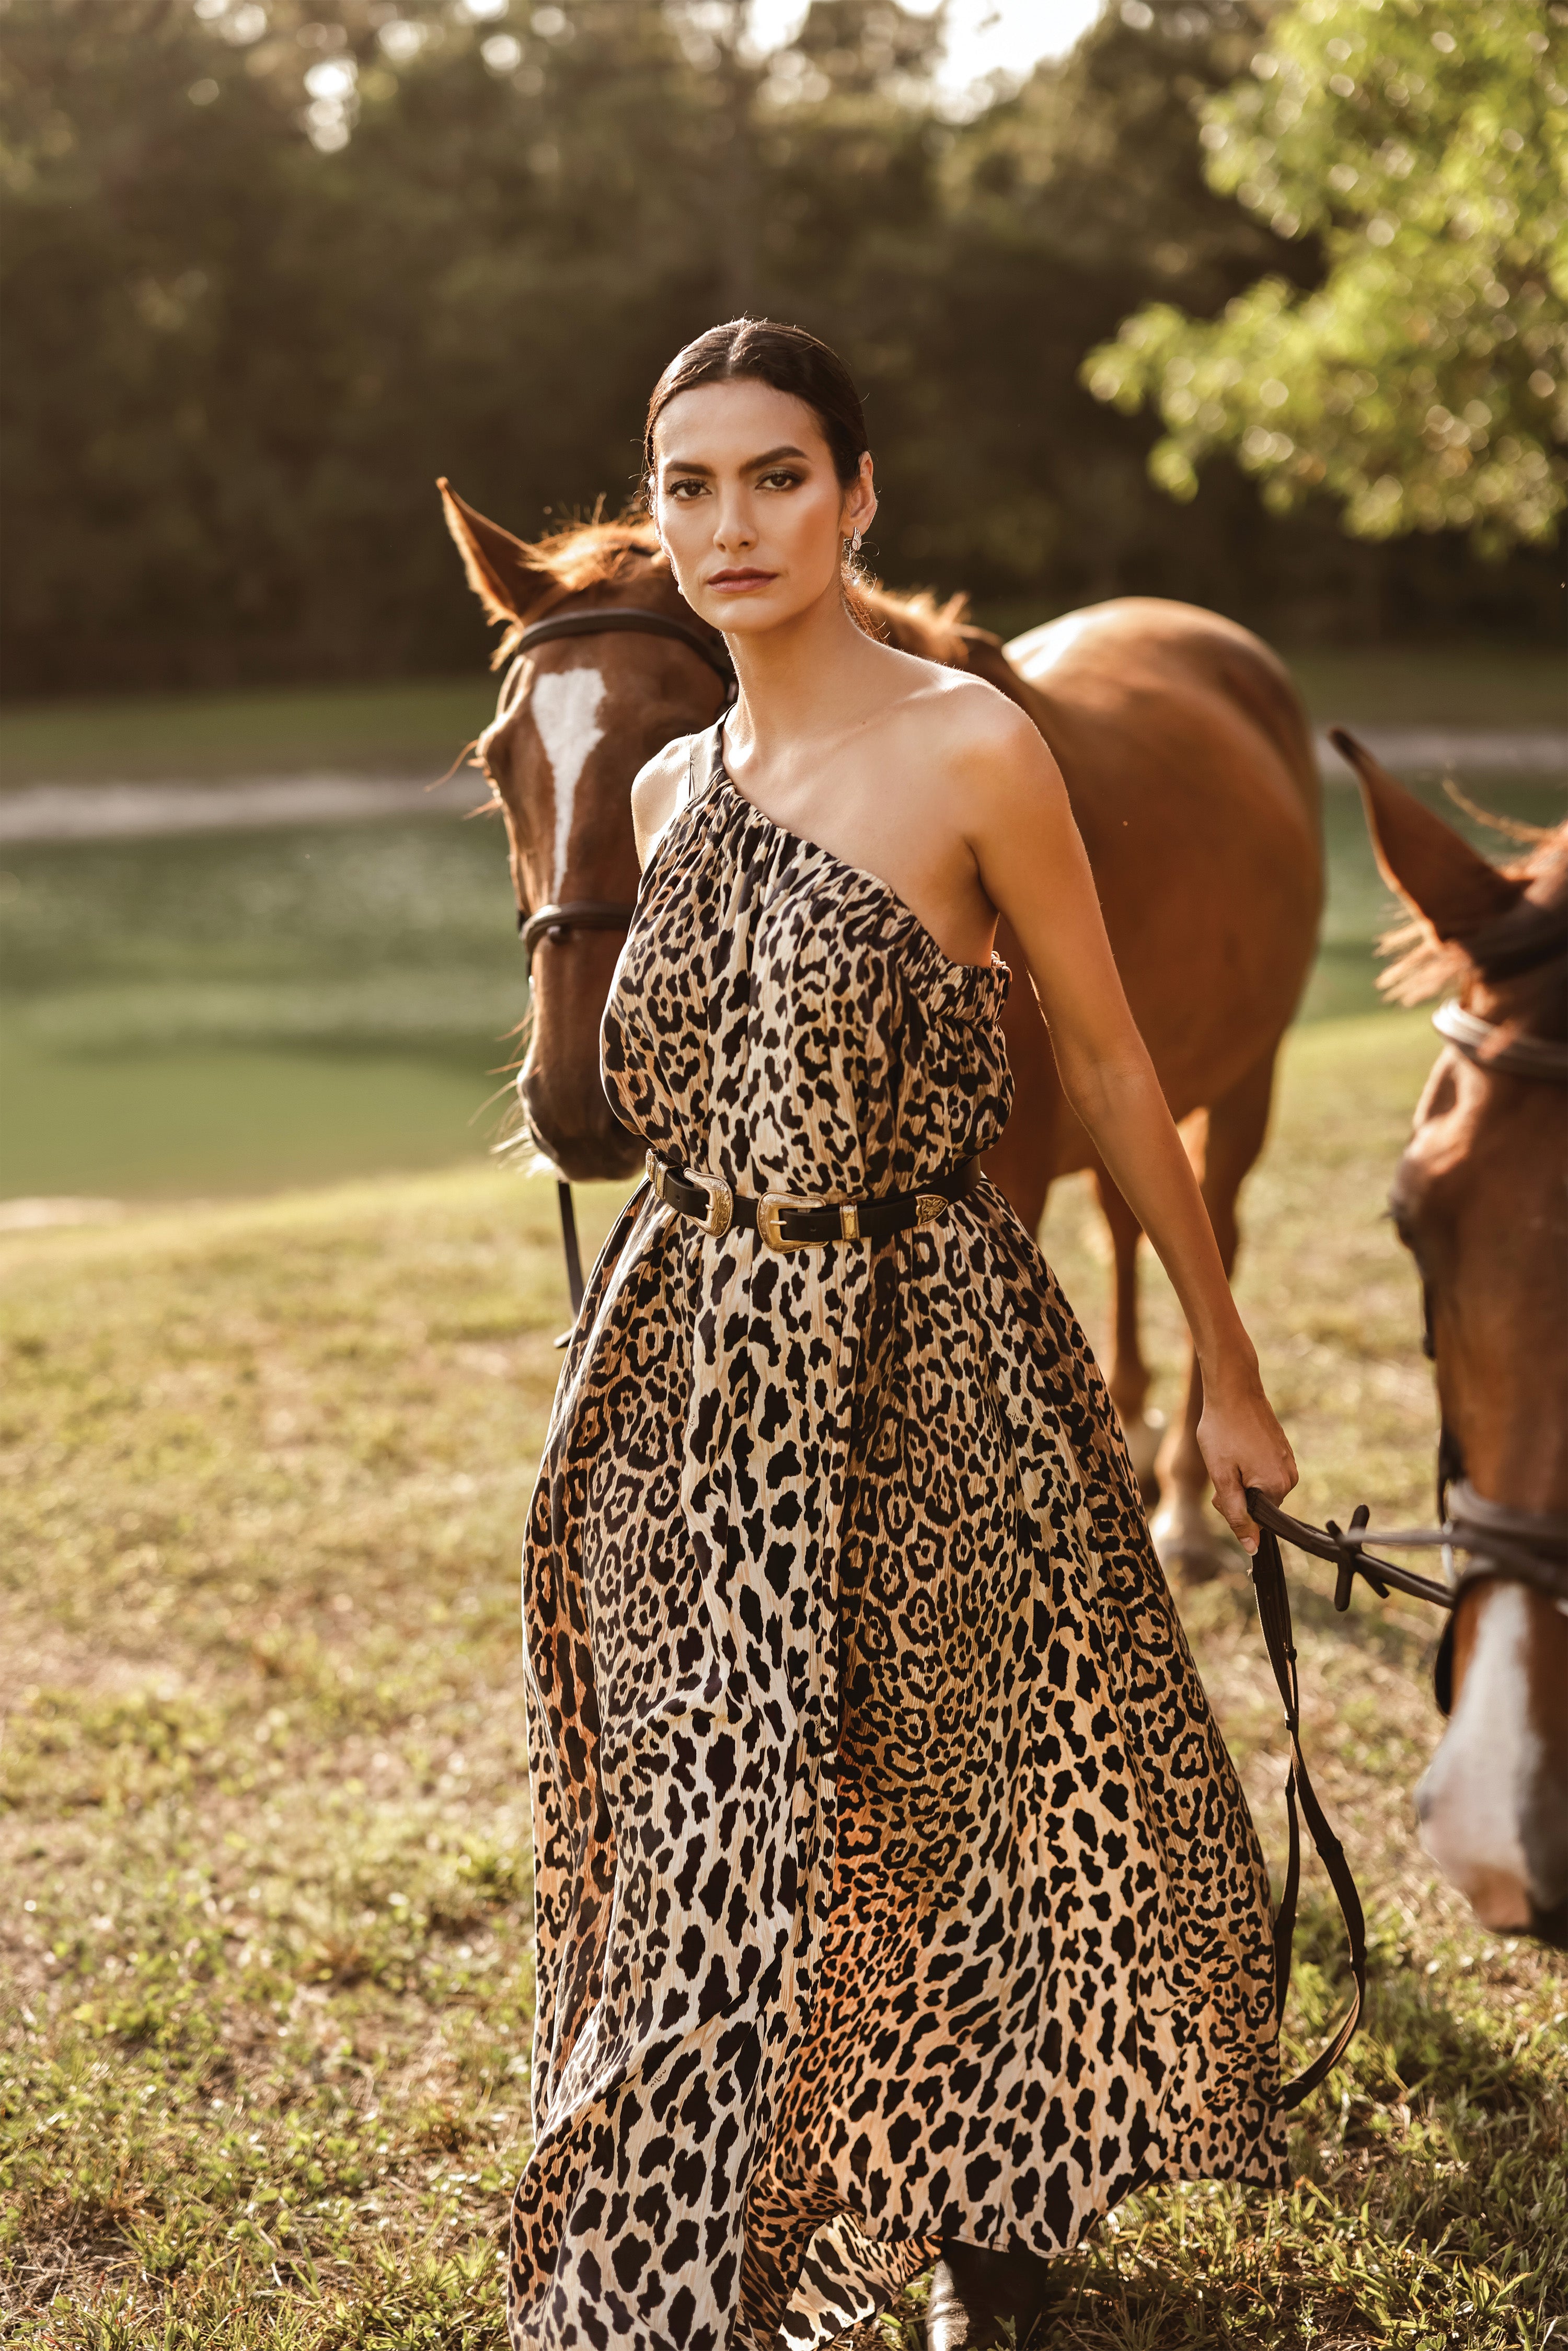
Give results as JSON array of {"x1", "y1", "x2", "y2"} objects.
[
  {"x1": 2, "y1": 0, "x2": 1559, "y2": 697},
  {"x1": 1083, "y1": 0, "x2": 1568, "y2": 551},
  {"x1": 882, "y1": 0, "x2": 1319, "y2": 600}
]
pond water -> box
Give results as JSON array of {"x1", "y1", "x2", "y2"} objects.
[{"x1": 1, "y1": 773, "x2": 1561, "y2": 1198}]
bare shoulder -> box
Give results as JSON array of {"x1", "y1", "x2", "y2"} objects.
[
  {"x1": 896, "y1": 663, "x2": 1062, "y2": 805},
  {"x1": 630, "y1": 734, "x2": 696, "y2": 867}
]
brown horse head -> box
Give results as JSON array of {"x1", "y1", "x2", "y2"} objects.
[
  {"x1": 440, "y1": 481, "x2": 732, "y2": 1181},
  {"x1": 1341, "y1": 732, "x2": 1568, "y2": 1943},
  {"x1": 441, "y1": 480, "x2": 993, "y2": 1180}
]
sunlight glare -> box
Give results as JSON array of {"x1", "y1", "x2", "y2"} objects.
[{"x1": 745, "y1": 0, "x2": 1105, "y2": 96}]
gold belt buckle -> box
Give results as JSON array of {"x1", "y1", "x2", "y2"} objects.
[
  {"x1": 647, "y1": 1150, "x2": 733, "y2": 1241},
  {"x1": 757, "y1": 1191, "x2": 824, "y2": 1252}
]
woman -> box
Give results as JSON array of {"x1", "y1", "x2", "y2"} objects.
[{"x1": 509, "y1": 319, "x2": 1297, "y2": 2350}]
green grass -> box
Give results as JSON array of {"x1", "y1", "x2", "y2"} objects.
[
  {"x1": 2, "y1": 647, "x2": 1562, "y2": 793},
  {"x1": 2, "y1": 1019, "x2": 1564, "y2": 2345}
]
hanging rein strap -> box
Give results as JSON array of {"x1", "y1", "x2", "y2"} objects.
[{"x1": 1243, "y1": 1487, "x2": 1368, "y2": 2108}]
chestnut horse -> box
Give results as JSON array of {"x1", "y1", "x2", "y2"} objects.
[
  {"x1": 1339, "y1": 737, "x2": 1568, "y2": 1943},
  {"x1": 441, "y1": 482, "x2": 1323, "y2": 1579}
]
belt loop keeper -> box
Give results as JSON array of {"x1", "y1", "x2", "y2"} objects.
[{"x1": 839, "y1": 1203, "x2": 860, "y2": 1242}]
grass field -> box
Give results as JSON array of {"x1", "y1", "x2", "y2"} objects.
[
  {"x1": 2, "y1": 646, "x2": 1564, "y2": 790},
  {"x1": 3, "y1": 1011, "x2": 1564, "y2": 2347}
]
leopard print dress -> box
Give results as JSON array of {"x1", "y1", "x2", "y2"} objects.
[{"x1": 508, "y1": 724, "x2": 1286, "y2": 2349}]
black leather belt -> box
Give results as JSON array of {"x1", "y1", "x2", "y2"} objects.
[{"x1": 645, "y1": 1150, "x2": 983, "y2": 1251}]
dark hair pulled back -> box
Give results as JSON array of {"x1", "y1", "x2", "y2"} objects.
[{"x1": 643, "y1": 318, "x2": 869, "y2": 497}]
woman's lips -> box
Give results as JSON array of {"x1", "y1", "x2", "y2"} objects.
[{"x1": 707, "y1": 569, "x2": 776, "y2": 591}]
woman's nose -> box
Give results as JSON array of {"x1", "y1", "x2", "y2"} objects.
[{"x1": 714, "y1": 500, "x2": 756, "y2": 550}]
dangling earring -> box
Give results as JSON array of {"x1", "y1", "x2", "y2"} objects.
[{"x1": 851, "y1": 528, "x2": 863, "y2": 553}]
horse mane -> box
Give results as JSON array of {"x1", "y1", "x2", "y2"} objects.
[
  {"x1": 854, "y1": 579, "x2": 974, "y2": 662},
  {"x1": 493, "y1": 515, "x2": 662, "y2": 663},
  {"x1": 1380, "y1": 821, "x2": 1568, "y2": 1005},
  {"x1": 493, "y1": 514, "x2": 976, "y2": 669}
]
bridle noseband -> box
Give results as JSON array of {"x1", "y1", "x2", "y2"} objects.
[
  {"x1": 506, "y1": 605, "x2": 737, "y2": 969},
  {"x1": 1431, "y1": 994, "x2": 1568, "y2": 1082}
]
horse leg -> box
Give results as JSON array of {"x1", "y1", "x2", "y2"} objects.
[
  {"x1": 1150, "y1": 1046, "x2": 1279, "y2": 1584},
  {"x1": 1091, "y1": 1160, "x2": 1163, "y2": 1502}
]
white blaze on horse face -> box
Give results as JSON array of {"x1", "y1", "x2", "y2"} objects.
[
  {"x1": 531, "y1": 667, "x2": 607, "y2": 898},
  {"x1": 1416, "y1": 1585, "x2": 1537, "y2": 1930}
]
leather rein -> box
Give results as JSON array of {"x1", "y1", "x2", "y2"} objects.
[{"x1": 503, "y1": 604, "x2": 737, "y2": 1324}]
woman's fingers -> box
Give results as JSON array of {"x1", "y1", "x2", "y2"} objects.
[
  {"x1": 1198, "y1": 1412, "x2": 1298, "y2": 1558},
  {"x1": 1210, "y1": 1459, "x2": 1258, "y2": 1554}
]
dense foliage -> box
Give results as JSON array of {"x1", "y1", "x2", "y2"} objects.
[
  {"x1": 2, "y1": 0, "x2": 1559, "y2": 695},
  {"x1": 1086, "y1": 0, "x2": 1568, "y2": 550}
]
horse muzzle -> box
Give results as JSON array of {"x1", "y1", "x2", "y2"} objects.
[{"x1": 516, "y1": 1065, "x2": 643, "y2": 1185}]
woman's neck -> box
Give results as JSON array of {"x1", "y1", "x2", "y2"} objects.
[{"x1": 721, "y1": 578, "x2": 897, "y2": 777}]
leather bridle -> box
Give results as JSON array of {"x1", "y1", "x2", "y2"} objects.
[
  {"x1": 500, "y1": 603, "x2": 737, "y2": 1322},
  {"x1": 1431, "y1": 993, "x2": 1568, "y2": 1082}
]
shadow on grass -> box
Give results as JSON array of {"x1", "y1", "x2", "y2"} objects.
[
  {"x1": 884, "y1": 1904, "x2": 1565, "y2": 2351},
  {"x1": 1282, "y1": 1570, "x2": 1439, "y2": 1682}
]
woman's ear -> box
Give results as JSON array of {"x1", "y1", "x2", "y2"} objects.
[{"x1": 847, "y1": 452, "x2": 878, "y2": 539}]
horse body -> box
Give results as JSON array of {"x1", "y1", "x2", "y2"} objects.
[
  {"x1": 442, "y1": 483, "x2": 1322, "y2": 1576},
  {"x1": 1343, "y1": 740, "x2": 1568, "y2": 1943}
]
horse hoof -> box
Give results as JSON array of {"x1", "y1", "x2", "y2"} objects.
[
  {"x1": 926, "y1": 2241, "x2": 1054, "y2": 2349},
  {"x1": 1150, "y1": 1501, "x2": 1235, "y2": 1586}
]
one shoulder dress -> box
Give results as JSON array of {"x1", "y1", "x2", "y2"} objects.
[{"x1": 507, "y1": 723, "x2": 1286, "y2": 2350}]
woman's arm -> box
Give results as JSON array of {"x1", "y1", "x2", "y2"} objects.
[{"x1": 961, "y1": 707, "x2": 1297, "y2": 1552}]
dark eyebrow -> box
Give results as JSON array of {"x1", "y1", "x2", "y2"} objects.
[{"x1": 659, "y1": 444, "x2": 811, "y2": 476}]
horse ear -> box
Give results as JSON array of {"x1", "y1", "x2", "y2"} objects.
[
  {"x1": 437, "y1": 479, "x2": 552, "y2": 626},
  {"x1": 1331, "y1": 728, "x2": 1525, "y2": 940}
]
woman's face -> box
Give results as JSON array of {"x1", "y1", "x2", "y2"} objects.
[{"x1": 651, "y1": 377, "x2": 875, "y2": 637}]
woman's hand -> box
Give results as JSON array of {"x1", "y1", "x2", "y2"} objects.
[{"x1": 1196, "y1": 1358, "x2": 1298, "y2": 1555}]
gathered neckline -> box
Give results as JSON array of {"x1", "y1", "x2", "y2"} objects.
[{"x1": 709, "y1": 725, "x2": 1006, "y2": 985}]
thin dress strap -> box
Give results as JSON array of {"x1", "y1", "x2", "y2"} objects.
[{"x1": 686, "y1": 719, "x2": 726, "y2": 806}]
